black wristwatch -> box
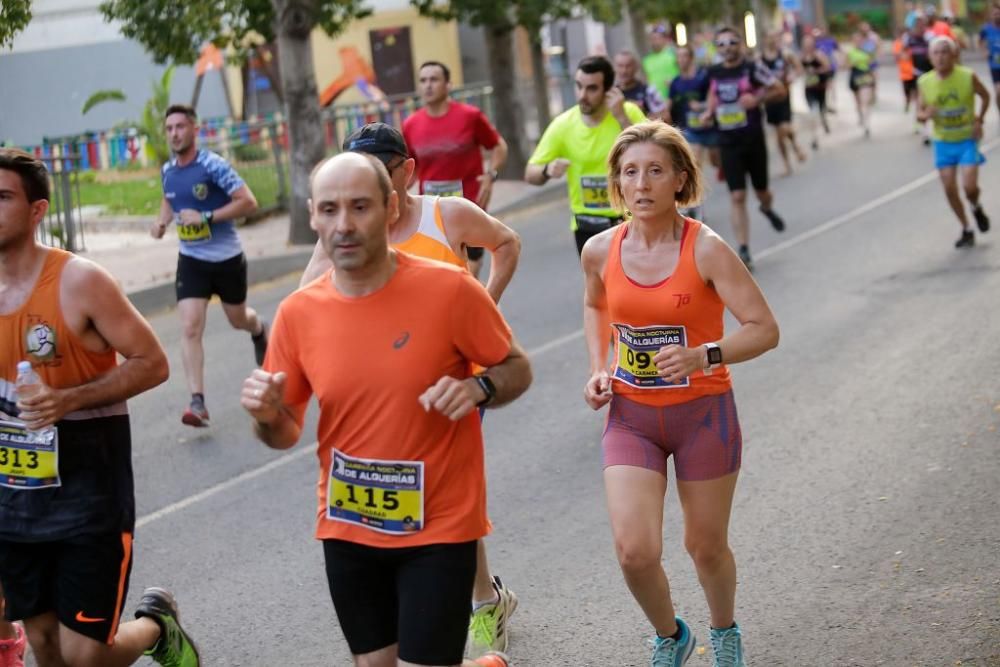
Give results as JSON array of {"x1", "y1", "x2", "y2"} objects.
[
  {"x1": 703, "y1": 343, "x2": 723, "y2": 370},
  {"x1": 474, "y1": 374, "x2": 497, "y2": 407},
  {"x1": 489, "y1": 168, "x2": 499, "y2": 182},
  {"x1": 541, "y1": 163, "x2": 550, "y2": 180},
  {"x1": 201, "y1": 210, "x2": 214, "y2": 224}
]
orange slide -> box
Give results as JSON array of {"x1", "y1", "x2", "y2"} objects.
[{"x1": 320, "y1": 46, "x2": 378, "y2": 107}]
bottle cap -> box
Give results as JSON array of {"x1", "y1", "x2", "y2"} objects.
[{"x1": 17, "y1": 361, "x2": 32, "y2": 373}]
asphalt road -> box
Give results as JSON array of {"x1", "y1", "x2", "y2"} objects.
[{"x1": 28, "y1": 60, "x2": 1000, "y2": 666}]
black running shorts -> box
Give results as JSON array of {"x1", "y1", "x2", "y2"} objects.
[
  {"x1": 805, "y1": 87, "x2": 827, "y2": 111},
  {"x1": 765, "y1": 99, "x2": 793, "y2": 126},
  {"x1": 466, "y1": 246, "x2": 485, "y2": 261},
  {"x1": 0, "y1": 532, "x2": 133, "y2": 644},
  {"x1": 323, "y1": 539, "x2": 476, "y2": 664},
  {"x1": 175, "y1": 252, "x2": 248, "y2": 304},
  {"x1": 719, "y1": 132, "x2": 770, "y2": 193}
]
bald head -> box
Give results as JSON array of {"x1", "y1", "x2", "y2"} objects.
[{"x1": 311, "y1": 152, "x2": 393, "y2": 205}]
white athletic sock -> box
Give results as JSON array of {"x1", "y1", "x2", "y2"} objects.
[{"x1": 472, "y1": 591, "x2": 500, "y2": 611}]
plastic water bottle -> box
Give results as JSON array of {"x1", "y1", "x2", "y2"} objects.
[{"x1": 15, "y1": 360, "x2": 56, "y2": 442}]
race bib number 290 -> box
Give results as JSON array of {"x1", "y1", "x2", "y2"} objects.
[
  {"x1": 328, "y1": 451, "x2": 424, "y2": 534},
  {"x1": 0, "y1": 420, "x2": 60, "y2": 489},
  {"x1": 612, "y1": 324, "x2": 689, "y2": 389}
]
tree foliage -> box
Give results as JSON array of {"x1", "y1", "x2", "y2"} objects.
[
  {"x1": 626, "y1": 0, "x2": 775, "y2": 26},
  {"x1": 0, "y1": 0, "x2": 33, "y2": 48},
  {"x1": 410, "y1": 0, "x2": 617, "y2": 33},
  {"x1": 98, "y1": 0, "x2": 372, "y2": 65}
]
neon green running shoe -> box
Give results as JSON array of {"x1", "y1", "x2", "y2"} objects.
[
  {"x1": 467, "y1": 576, "x2": 519, "y2": 657},
  {"x1": 135, "y1": 587, "x2": 200, "y2": 667}
]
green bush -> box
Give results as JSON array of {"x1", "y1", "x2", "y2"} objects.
[{"x1": 233, "y1": 143, "x2": 270, "y2": 162}]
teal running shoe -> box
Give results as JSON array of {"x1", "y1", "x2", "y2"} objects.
[
  {"x1": 710, "y1": 622, "x2": 746, "y2": 667},
  {"x1": 649, "y1": 616, "x2": 695, "y2": 667}
]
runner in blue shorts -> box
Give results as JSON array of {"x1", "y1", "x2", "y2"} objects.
[
  {"x1": 666, "y1": 45, "x2": 719, "y2": 220},
  {"x1": 917, "y1": 37, "x2": 992, "y2": 248},
  {"x1": 979, "y1": 2, "x2": 1000, "y2": 119}
]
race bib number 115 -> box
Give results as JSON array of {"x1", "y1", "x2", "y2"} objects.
[{"x1": 328, "y1": 451, "x2": 424, "y2": 535}]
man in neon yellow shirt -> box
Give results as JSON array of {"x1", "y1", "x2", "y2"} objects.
[
  {"x1": 643, "y1": 24, "x2": 680, "y2": 98},
  {"x1": 916, "y1": 35, "x2": 992, "y2": 248},
  {"x1": 525, "y1": 55, "x2": 647, "y2": 255}
]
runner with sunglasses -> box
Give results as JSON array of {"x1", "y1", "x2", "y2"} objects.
[{"x1": 703, "y1": 27, "x2": 789, "y2": 271}]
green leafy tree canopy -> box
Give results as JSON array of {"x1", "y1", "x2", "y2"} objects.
[
  {"x1": 1, "y1": 0, "x2": 33, "y2": 48},
  {"x1": 98, "y1": 0, "x2": 372, "y2": 65}
]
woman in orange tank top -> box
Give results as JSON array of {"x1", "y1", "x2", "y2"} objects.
[{"x1": 580, "y1": 121, "x2": 779, "y2": 666}]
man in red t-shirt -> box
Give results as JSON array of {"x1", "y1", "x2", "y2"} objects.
[{"x1": 403, "y1": 61, "x2": 508, "y2": 277}]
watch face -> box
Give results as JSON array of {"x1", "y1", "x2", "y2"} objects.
[{"x1": 708, "y1": 347, "x2": 723, "y2": 365}]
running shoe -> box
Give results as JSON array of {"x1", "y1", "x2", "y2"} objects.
[
  {"x1": 473, "y1": 652, "x2": 511, "y2": 667},
  {"x1": 0, "y1": 622, "x2": 25, "y2": 667},
  {"x1": 759, "y1": 207, "x2": 786, "y2": 232},
  {"x1": 181, "y1": 396, "x2": 210, "y2": 428},
  {"x1": 467, "y1": 576, "x2": 519, "y2": 657},
  {"x1": 972, "y1": 206, "x2": 990, "y2": 233},
  {"x1": 251, "y1": 320, "x2": 269, "y2": 366},
  {"x1": 738, "y1": 246, "x2": 754, "y2": 272},
  {"x1": 955, "y1": 229, "x2": 975, "y2": 248},
  {"x1": 649, "y1": 617, "x2": 695, "y2": 667},
  {"x1": 135, "y1": 587, "x2": 200, "y2": 667},
  {"x1": 709, "y1": 623, "x2": 746, "y2": 667}
]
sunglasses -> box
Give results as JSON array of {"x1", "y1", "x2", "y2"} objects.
[
  {"x1": 383, "y1": 156, "x2": 407, "y2": 172},
  {"x1": 716, "y1": 39, "x2": 741, "y2": 47}
]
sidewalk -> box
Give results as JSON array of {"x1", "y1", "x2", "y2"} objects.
[{"x1": 80, "y1": 178, "x2": 565, "y2": 316}]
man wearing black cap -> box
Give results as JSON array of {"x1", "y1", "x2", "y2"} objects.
[
  {"x1": 300, "y1": 123, "x2": 519, "y2": 303},
  {"x1": 299, "y1": 123, "x2": 522, "y2": 660}
]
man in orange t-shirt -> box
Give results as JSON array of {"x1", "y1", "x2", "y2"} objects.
[{"x1": 240, "y1": 151, "x2": 531, "y2": 667}]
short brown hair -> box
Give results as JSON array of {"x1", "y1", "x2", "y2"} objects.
[
  {"x1": 0, "y1": 148, "x2": 50, "y2": 203},
  {"x1": 165, "y1": 104, "x2": 197, "y2": 121},
  {"x1": 608, "y1": 121, "x2": 703, "y2": 210}
]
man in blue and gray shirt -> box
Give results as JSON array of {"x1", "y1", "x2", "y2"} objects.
[{"x1": 152, "y1": 104, "x2": 268, "y2": 427}]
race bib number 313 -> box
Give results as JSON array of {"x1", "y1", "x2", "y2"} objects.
[
  {"x1": 0, "y1": 420, "x2": 60, "y2": 489},
  {"x1": 612, "y1": 324, "x2": 689, "y2": 389},
  {"x1": 328, "y1": 451, "x2": 424, "y2": 534}
]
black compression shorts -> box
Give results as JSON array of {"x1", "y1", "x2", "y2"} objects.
[{"x1": 323, "y1": 539, "x2": 476, "y2": 664}]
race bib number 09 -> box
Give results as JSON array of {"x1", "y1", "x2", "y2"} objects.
[
  {"x1": 328, "y1": 451, "x2": 424, "y2": 534},
  {"x1": 177, "y1": 222, "x2": 212, "y2": 243},
  {"x1": 0, "y1": 420, "x2": 60, "y2": 489},
  {"x1": 424, "y1": 180, "x2": 464, "y2": 198},
  {"x1": 581, "y1": 176, "x2": 611, "y2": 209},
  {"x1": 612, "y1": 324, "x2": 689, "y2": 389}
]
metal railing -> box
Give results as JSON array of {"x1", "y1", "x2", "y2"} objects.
[{"x1": 38, "y1": 155, "x2": 85, "y2": 253}]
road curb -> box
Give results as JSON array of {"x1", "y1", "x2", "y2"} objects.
[
  {"x1": 491, "y1": 181, "x2": 565, "y2": 219},
  {"x1": 127, "y1": 248, "x2": 315, "y2": 317}
]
